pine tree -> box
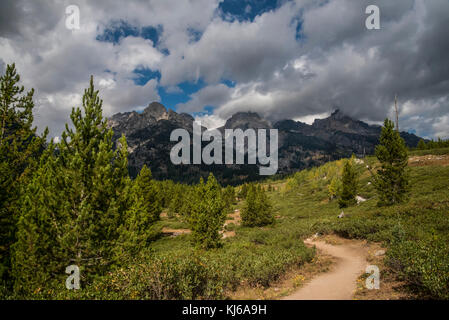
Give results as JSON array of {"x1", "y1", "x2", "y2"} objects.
[
  {"x1": 0, "y1": 64, "x2": 47, "y2": 289},
  {"x1": 12, "y1": 144, "x2": 64, "y2": 295},
  {"x1": 168, "y1": 184, "x2": 183, "y2": 217},
  {"x1": 12, "y1": 77, "x2": 133, "y2": 295},
  {"x1": 328, "y1": 176, "x2": 341, "y2": 201},
  {"x1": 417, "y1": 139, "x2": 426, "y2": 150},
  {"x1": 254, "y1": 185, "x2": 274, "y2": 226},
  {"x1": 222, "y1": 185, "x2": 235, "y2": 212},
  {"x1": 115, "y1": 165, "x2": 162, "y2": 255},
  {"x1": 338, "y1": 157, "x2": 358, "y2": 208},
  {"x1": 241, "y1": 184, "x2": 274, "y2": 227},
  {"x1": 239, "y1": 183, "x2": 249, "y2": 199},
  {"x1": 188, "y1": 174, "x2": 226, "y2": 249},
  {"x1": 159, "y1": 180, "x2": 175, "y2": 208},
  {"x1": 373, "y1": 119, "x2": 410, "y2": 206},
  {"x1": 133, "y1": 165, "x2": 162, "y2": 222},
  {"x1": 179, "y1": 187, "x2": 195, "y2": 221},
  {"x1": 116, "y1": 178, "x2": 158, "y2": 258},
  {"x1": 241, "y1": 184, "x2": 257, "y2": 226}
]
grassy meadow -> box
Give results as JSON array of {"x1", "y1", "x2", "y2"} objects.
[{"x1": 54, "y1": 147, "x2": 448, "y2": 300}]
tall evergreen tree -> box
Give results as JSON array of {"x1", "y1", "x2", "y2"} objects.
[
  {"x1": 12, "y1": 77, "x2": 135, "y2": 296},
  {"x1": 328, "y1": 176, "x2": 341, "y2": 201},
  {"x1": 12, "y1": 144, "x2": 63, "y2": 295},
  {"x1": 241, "y1": 184, "x2": 274, "y2": 227},
  {"x1": 417, "y1": 139, "x2": 426, "y2": 150},
  {"x1": 223, "y1": 185, "x2": 235, "y2": 212},
  {"x1": 115, "y1": 165, "x2": 162, "y2": 256},
  {"x1": 159, "y1": 180, "x2": 175, "y2": 208},
  {"x1": 239, "y1": 183, "x2": 249, "y2": 199},
  {"x1": 168, "y1": 184, "x2": 184, "y2": 217},
  {"x1": 338, "y1": 156, "x2": 358, "y2": 208},
  {"x1": 0, "y1": 64, "x2": 47, "y2": 288},
  {"x1": 133, "y1": 165, "x2": 162, "y2": 222},
  {"x1": 373, "y1": 119, "x2": 410, "y2": 206},
  {"x1": 188, "y1": 174, "x2": 226, "y2": 249}
]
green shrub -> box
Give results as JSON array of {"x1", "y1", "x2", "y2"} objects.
[
  {"x1": 49, "y1": 251, "x2": 226, "y2": 300},
  {"x1": 387, "y1": 238, "x2": 449, "y2": 299}
]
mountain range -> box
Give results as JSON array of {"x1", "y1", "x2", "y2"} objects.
[{"x1": 107, "y1": 102, "x2": 421, "y2": 184}]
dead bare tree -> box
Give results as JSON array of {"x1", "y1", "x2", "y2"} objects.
[{"x1": 394, "y1": 94, "x2": 399, "y2": 132}]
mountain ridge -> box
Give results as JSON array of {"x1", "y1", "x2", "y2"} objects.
[{"x1": 108, "y1": 103, "x2": 422, "y2": 184}]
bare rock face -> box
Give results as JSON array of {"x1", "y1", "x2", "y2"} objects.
[
  {"x1": 313, "y1": 109, "x2": 377, "y2": 135},
  {"x1": 220, "y1": 112, "x2": 272, "y2": 131},
  {"x1": 108, "y1": 104, "x2": 422, "y2": 184},
  {"x1": 142, "y1": 102, "x2": 167, "y2": 121}
]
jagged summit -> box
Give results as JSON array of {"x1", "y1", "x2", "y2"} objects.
[
  {"x1": 222, "y1": 111, "x2": 272, "y2": 131},
  {"x1": 108, "y1": 102, "x2": 194, "y2": 132},
  {"x1": 329, "y1": 109, "x2": 345, "y2": 119},
  {"x1": 142, "y1": 102, "x2": 167, "y2": 120},
  {"x1": 312, "y1": 109, "x2": 375, "y2": 135}
]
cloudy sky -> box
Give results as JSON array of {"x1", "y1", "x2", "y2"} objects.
[{"x1": 1, "y1": 0, "x2": 448, "y2": 139}]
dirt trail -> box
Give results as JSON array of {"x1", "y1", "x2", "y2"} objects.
[{"x1": 283, "y1": 237, "x2": 367, "y2": 300}]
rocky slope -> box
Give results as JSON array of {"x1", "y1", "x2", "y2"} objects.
[{"x1": 108, "y1": 104, "x2": 421, "y2": 184}]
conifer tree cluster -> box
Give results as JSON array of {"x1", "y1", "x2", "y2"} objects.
[
  {"x1": 338, "y1": 156, "x2": 358, "y2": 208},
  {"x1": 416, "y1": 137, "x2": 449, "y2": 150},
  {"x1": 0, "y1": 68, "x2": 161, "y2": 296},
  {"x1": 241, "y1": 184, "x2": 274, "y2": 227},
  {"x1": 372, "y1": 119, "x2": 410, "y2": 206}
]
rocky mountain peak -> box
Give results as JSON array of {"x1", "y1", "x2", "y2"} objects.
[
  {"x1": 223, "y1": 111, "x2": 272, "y2": 130},
  {"x1": 329, "y1": 109, "x2": 345, "y2": 120},
  {"x1": 312, "y1": 109, "x2": 374, "y2": 135},
  {"x1": 167, "y1": 109, "x2": 195, "y2": 128},
  {"x1": 142, "y1": 102, "x2": 168, "y2": 121}
]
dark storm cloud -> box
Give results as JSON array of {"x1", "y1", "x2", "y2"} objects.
[
  {"x1": 0, "y1": 0, "x2": 61, "y2": 39},
  {"x1": 0, "y1": 0, "x2": 448, "y2": 139},
  {"x1": 295, "y1": 0, "x2": 449, "y2": 123},
  {"x1": 195, "y1": 0, "x2": 449, "y2": 138},
  {"x1": 0, "y1": 1, "x2": 23, "y2": 37}
]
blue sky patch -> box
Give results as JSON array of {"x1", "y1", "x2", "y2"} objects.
[
  {"x1": 187, "y1": 28, "x2": 203, "y2": 43},
  {"x1": 158, "y1": 87, "x2": 189, "y2": 111},
  {"x1": 97, "y1": 20, "x2": 138, "y2": 44},
  {"x1": 97, "y1": 20, "x2": 162, "y2": 46},
  {"x1": 294, "y1": 18, "x2": 304, "y2": 40},
  {"x1": 221, "y1": 79, "x2": 236, "y2": 88},
  {"x1": 218, "y1": 0, "x2": 289, "y2": 22},
  {"x1": 159, "y1": 79, "x2": 207, "y2": 111},
  {"x1": 133, "y1": 68, "x2": 161, "y2": 85}
]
